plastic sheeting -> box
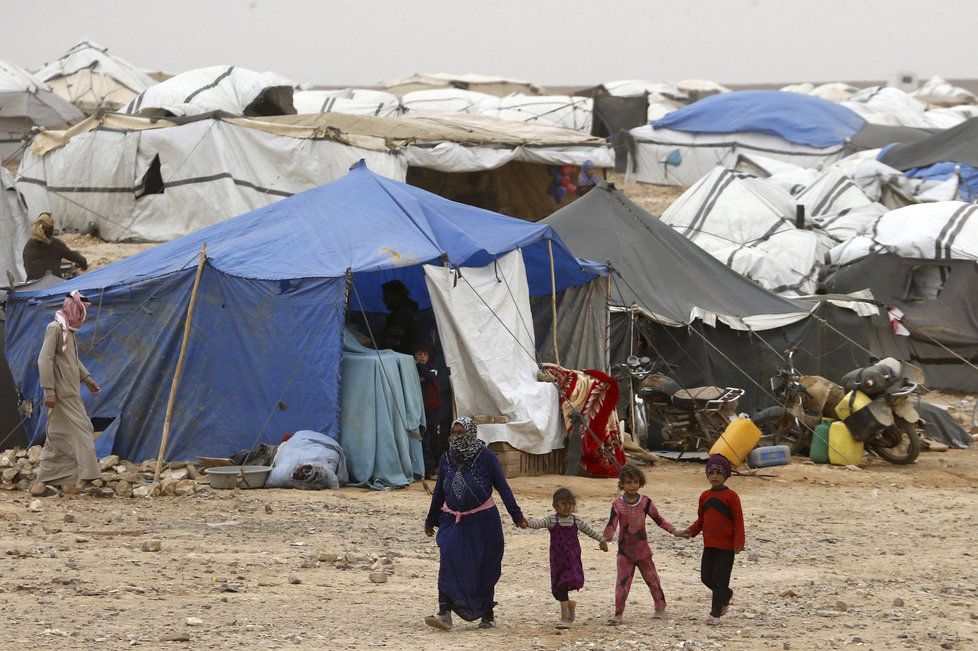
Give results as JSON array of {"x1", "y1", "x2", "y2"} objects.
[
  {"x1": 122, "y1": 65, "x2": 294, "y2": 117},
  {"x1": 0, "y1": 168, "x2": 28, "y2": 283},
  {"x1": 542, "y1": 181, "x2": 811, "y2": 329},
  {"x1": 627, "y1": 125, "x2": 847, "y2": 186},
  {"x1": 35, "y1": 40, "x2": 156, "y2": 112},
  {"x1": 17, "y1": 118, "x2": 404, "y2": 242},
  {"x1": 424, "y1": 250, "x2": 564, "y2": 454},
  {"x1": 653, "y1": 91, "x2": 865, "y2": 147},
  {"x1": 267, "y1": 430, "x2": 349, "y2": 489},
  {"x1": 4, "y1": 267, "x2": 348, "y2": 462},
  {"x1": 339, "y1": 333, "x2": 425, "y2": 489}
]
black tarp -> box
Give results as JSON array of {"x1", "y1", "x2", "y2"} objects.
[
  {"x1": 847, "y1": 123, "x2": 937, "y2": 153},
  {"x1": 574, "y1": 86, "x2": 650, "y2": 173},
  {"x1": 879, "y1": 117, "x2": 978, "y2": 170},
  {"x1": 823, "y1": 254, "x2": 978, "y2": 391},
  {"x1": 541, "y1": 181, "x2": 812, "y2": 325},
  {"x1": 610, "y1": 304, "x2": 878, "y2": 414}
]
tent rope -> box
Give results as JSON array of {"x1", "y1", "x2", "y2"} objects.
[{"x1": 453, "y1": 267, "x2": 622, "y2": 473}]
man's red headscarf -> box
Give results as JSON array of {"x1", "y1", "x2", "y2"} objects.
[{"x1": 54, "y1": 290, "x2": 89, "y2": 350}]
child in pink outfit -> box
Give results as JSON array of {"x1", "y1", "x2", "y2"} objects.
[{"x1": 603, "y1": 463, "x2": 682, "y2": 624}]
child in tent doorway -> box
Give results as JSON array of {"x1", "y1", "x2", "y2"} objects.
[
  {"x1": 604, "y1": 463, "x2": 683, "y2": 625},
  {"x1": 414, "y1": 344, "x2": 442, "y2": 479},
  {"x1": 677, "y1": 454, "x2": 745, "y2": 625},
  {"x1": 526, "y1": 487, "x2": 609, "y2": 629}
]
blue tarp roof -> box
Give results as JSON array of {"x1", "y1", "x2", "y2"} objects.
[
  {"x1": 5, "y1": 164, "x2": 598, "y2": 466},
  {"x1": 652, "y1": 90, "x2": 866, "y2": 148},
  {"x1": 22, "y1": 162, "x2": 597, "y2": 311}
]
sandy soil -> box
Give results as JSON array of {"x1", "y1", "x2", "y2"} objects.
[
  {"x1": 2, "y1": 450, "x2": 976, "y2": 651},
  {"x1": 606, "y1": 171, "x2": 687, "y2": 217},
  {"x1": 58, "y1": 234, "x2": 157, "y2": 273}
]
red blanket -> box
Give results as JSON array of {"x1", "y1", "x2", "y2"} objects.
[{"x1": 543, "y1": 364, "x2": 626, "y2": 478}]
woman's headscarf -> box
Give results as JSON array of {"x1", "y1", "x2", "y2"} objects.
[
  {"x1": 31, "y1": 213, "x2": 54, "y2": 245},
  {"x1": 54, "y1": 290, "x2": 89, "y2": 351},
  {"x1": 577, "y1": 160, "x2": 596, "y2": 187},
  {"x1": 449, "y1": 416, "x2": 486, "y2": 464},
  {"x1": 706, "y1": 454, "x2": 731, "y2": 479}
]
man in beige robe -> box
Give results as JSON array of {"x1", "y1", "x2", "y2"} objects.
[{"x1": 30, "y1": 291, "x2": 102, "y2": 497}]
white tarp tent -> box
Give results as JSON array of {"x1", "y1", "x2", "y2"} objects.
[
  {"x1": 122, "y1": 65, "x2": 294, "y2": 117},
  {"x1": 842, "y1": 86, "x2": 970, "y2": 129},
  {"x1": 425, "y1": 250, "x2": 563, "y2": 454},
  {"x1": 292, "y1": 89, "x2": 400, "y2": 117},
  {"x1": 829, "y1": 201, "x2": 978, "y2": 266},
  {"x1": 0, "y1": 167, "x2": 29, "y2": 283},
  {"x1": 627, "y1": 126, "x2": 848, "y2": 187},
  {"x1": 17, "y1": 114, "x2": 403, "y2": 241},
  {"x1": 381, "y1": 72, "x2": 542, "y2": 97},
  {"x1": 660, "y1": 167, "x2": 828, "y2": 295},
  {"x1": 34, "y1": 40, "x2": 156, "y2": 113},
  {"x1": 17, "y1": 111, "x2": 612, "y2": 241},
  {"x1": 0, "y1": 60, "x2": 84, "y2": 161},
  {"x1": 400, "y1": 88, "x2": 495, "y2": 113}
]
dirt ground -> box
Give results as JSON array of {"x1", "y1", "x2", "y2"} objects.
[{"x1": 2, "y1": 449, "x2": 976, "y2": 651}]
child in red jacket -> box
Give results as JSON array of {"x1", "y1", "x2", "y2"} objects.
[{"x1": 679, "y1": 454, "x2": 745, "y2": 625}]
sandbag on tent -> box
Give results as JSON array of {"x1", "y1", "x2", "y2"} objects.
[{"x1": 122, "y1": 65, "x2": 295, "y2": 117}]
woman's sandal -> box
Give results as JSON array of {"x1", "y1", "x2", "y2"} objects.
[{"x1": 30, "y1": 486, "x2": 60, "y2": 498}]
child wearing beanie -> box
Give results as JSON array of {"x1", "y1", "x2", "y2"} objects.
[{"x1": 678, "y1": 454, "x2": 745, "y2": 625}]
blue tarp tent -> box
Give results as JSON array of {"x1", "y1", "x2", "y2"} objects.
[
  {"x1": 4, "y1": 162, "x2": 597, "y2": 479},
  {"x1": 652, "y1": 90, "x2": 865, "y2": 148}
]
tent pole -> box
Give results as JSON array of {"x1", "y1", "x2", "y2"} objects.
[
  {"x1": 548, "y1": 240, "x2": 561, "y2": 366},
  {"x1": 627, "y1": 307, "x2": 636, "y2": 444},
  {"x1": 153, "y1": 243, "x2": 207, "y2": 485}
]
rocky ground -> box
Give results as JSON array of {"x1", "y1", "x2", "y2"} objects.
[{"x1": 1, "y1": 449, "x2": 975, "y2": 651}]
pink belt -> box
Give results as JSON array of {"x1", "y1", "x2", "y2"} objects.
[{"x1": 442, "y1": 497, "x2": 495, "y2": 523}]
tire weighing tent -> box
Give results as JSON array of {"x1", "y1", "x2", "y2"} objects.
[{"x1": 3, "y1": 163, "x2": 599, "y2": 487}]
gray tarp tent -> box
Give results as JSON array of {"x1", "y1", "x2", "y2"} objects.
[
  {"x1": 541, "y1": 182, "x2": 884, "y2": 412},
  {"x1": 879, "y1": 117, "x2": 978, "y2": 169}
]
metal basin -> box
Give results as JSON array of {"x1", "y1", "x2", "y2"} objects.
[{"x1": 204, "y1": 465, "x2": 272, "y2": 489}]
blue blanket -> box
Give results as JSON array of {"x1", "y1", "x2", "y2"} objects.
[{"x1": 340, "y1": 331, "x2": 425, "y2": 489}]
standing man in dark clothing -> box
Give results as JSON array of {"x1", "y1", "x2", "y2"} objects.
[
  {"x1": 379, "y1": 279, "x2": 420, "y2": 355},
  {"x1": 22, "y1": 213, "x2": 88, "y2": 281}
]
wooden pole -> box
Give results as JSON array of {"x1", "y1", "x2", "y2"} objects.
[
  {"x1": 548, "y1": 240, "x2": 560, "y2": 367},
  {"x1": 153, "y1": 244, "x2": 207, "y2": 484}
]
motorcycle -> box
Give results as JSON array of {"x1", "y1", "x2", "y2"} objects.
[
  {"x1": 618, "y1": 355, "x2": 745, "y2": 452},
  {"x1": 754, "y1": 352, "x2": 922, "y2": 464},
  {"x1": 838, "y1": 358, "x2": 922, "y2": 465},
  {"x1": 752, "y1": 347, "x2": 833, "y2": 454}
]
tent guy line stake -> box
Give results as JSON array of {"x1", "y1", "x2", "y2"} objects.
[{"x1": 153, "y1": 243, "x2": 207, "y2": 485}]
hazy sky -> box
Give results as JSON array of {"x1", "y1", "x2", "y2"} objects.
[{"x1": 3, "y1": 0, "x2": 976, "y2": 88}]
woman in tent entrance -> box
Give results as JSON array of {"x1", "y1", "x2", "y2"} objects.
[{"x1": 424, "y1": 417, "x2": 528, "y2": 630}]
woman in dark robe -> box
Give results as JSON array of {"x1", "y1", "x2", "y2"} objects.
[{"x1": 424, "y1": 417, "x2": 527, "y2": 630}]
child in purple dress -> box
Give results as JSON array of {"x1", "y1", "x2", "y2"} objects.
[{"x1": 527, "y1": 487, "x2": 609, "y2": 629}]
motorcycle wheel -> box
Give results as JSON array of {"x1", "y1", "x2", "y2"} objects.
[
  {"x1": 869, "y1": 418, "x2": 920, "y2": 465},
  {"x1": 769, "y1": 415, "x2": 806, "y2": 454}
]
